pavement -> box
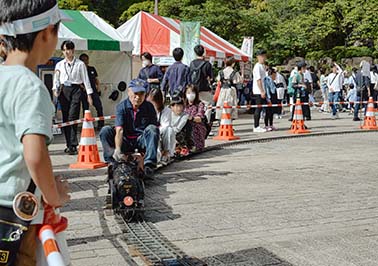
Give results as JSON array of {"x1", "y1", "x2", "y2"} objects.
[{"x1": 49, "y1": 108, "x2": 378, "y2": 266}]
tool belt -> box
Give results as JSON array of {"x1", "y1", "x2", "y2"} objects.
[{"x1": 0, "y1": 181, "x2": 36, "y2": 266}]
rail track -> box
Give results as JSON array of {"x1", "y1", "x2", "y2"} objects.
[
  {"x1": 117, "y1": 212, "x2": 206, "y2": 266},
  {"x1": 114, "y1": 129, "x2": 377, "y2": 265}
]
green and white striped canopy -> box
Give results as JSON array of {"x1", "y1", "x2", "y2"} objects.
[{"x1": 58, "y1": 10, "x2": 133, "y2": 52}]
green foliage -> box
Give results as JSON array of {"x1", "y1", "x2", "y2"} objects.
[
  {"x1": 59, "y1": 0, "x2": 378, "y2": 63},
  {"x1": 120, "y1": 1, "x2": 155, "y2": 23}
]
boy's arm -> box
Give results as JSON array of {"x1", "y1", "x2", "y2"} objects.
[{"x1": 23, "y1": 134, "x2": 69, "y2": 207}]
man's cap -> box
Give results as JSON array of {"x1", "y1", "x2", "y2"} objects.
[
  {"x1": 170, "y1": 96, "x2": 184, "y2": 105},
  {"x1": 256, "y1": 49, "x2": 267, "y2": 56},
  {"x1": 297, "y1": 61, "x2": 307, "y2": 69},
  {"x1": 128, "y1": 79, "x2": 148, "y2": 93}
]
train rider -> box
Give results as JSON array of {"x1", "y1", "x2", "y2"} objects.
[
  {"x1": 53, "y1": 40, "x2": 93, "y2": 155},
  {"x1": 99, "y1": 79, "x2": 159, "y2": 179}
]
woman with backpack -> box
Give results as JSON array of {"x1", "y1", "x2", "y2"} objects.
[{"x1": 214, "y1": 57, "x2": 242, "y2": 120}]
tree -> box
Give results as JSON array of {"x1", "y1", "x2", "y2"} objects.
[
  {"x1": 119, "y1": 1, "x2": 155, "y2": 23},
  {"x1": 59, "y1": 0, "x2": 378, "y2": 63}
]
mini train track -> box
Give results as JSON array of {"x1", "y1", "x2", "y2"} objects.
[
  {"x1": 113, "y1": 130, "x2": 378, "y2": 265},
  {"x1": 118, "y1": 212, "x2": 206, "y2": 266}
]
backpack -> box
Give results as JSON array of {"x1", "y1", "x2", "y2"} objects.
[
  {"x1": 219, "y1": 70, "x2": 237, "y2": 89},
  {"x1": 190, "y1": 61, "x2": 206, "y2": 86},
  {"x1": 288, "y1": 73, "x2": 300, "y2": 96}
]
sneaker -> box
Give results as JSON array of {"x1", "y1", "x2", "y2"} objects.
[
  {"x1": 64, "y1": 147, "x2": 70, "y2": 153},
  {"x1": 270, "y1": 126, "x2": 278, "y2": 131},
  {"x1": 68, "y1": 147, "x2": 78, "y2": 155},
  {"x1": 144, "y1": 164, "x2": 155, "y2": 179},
  {"x1": 254, "y1": 127, "x2": 267, "y2": 133},
  {"x1": 353, "y1": 117, "x2": 361, "y2": 121},
  {"x1": 160, "y1": 155, "x2": 172, "y2": 166},
  {"x1": 265, "y1": 126, "x2": 273, "y2": 132},
  {"x1": 274, "y1": 114, "x2": 279, "y2": 119}
]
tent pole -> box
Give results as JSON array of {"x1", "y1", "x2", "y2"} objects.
[{"x1": 154, "y1": 0, "x2": 159, "y2": 15}]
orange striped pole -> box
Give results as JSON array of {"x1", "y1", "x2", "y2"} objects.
[{"x1": 39, "y1": 225, "x2": 65, "y2": 266}]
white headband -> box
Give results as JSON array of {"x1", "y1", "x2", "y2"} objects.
[{"x1": 0, "y1": 4, "x2": 66, "y2": 37}]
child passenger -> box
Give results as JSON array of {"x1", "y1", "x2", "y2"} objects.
[
  {"x1": 148, "y1": 88, "x2": 175, "y2": 164},
  {"x1": 184, "y1": 85, "x2": 207, "y2": 151},
  {"x1": 170, "y1": 96, "x2": 191, "y2": 156}
]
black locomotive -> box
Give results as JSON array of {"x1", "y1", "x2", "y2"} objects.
[{"x1": 107, "y1": 152, "x2": 145, "y2": 222}]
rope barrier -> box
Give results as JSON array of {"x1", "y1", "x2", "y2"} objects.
[
  {"x1": 52, "y1": 100, "x2": 378, "y2": 129},
  {"x1": 53, "y1": 115, "x2": 116, "y2": 129},
  {"x1": 208, "y1": 100, "x2": 378, "y2": 110}
]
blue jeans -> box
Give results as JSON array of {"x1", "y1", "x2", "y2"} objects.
[
  {"x1": 353, "y1": 96, "x2": 367, "y2": 118},
  {"x1": 329, "y1": 91, "x2": 340, "y2": 115},
  {"x1": 99, "y1": 125, "x2": 159, "y2": 166}
]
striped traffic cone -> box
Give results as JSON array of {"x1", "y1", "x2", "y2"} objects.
[
  {"x1": 290, "y1": 98, "x2": 310, "y2": 134},
  {"x1": 361, "y1": 97, "x2": 378, "y2": 130},
  {"x1": 213, "y1": 102, "x2": 240, "y2": 141},
  {"x1": 70, "y1": 110, "x2": 107, "y2": 169}
]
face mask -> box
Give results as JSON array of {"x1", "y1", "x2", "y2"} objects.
[
  {"x1": 142, "y1": 60, "x2": 150, "y2": 67},
  {"x1": 186, "y1": 93, "x2": 196, "y2": 102}
]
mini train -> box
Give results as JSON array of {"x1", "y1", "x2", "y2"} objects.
[{"x1": 107, "y1": 152, "x2": 145, "y2": 222}]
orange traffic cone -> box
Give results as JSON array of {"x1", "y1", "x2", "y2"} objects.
[
  {"x1": 214, "y1": 102, "x2": 240, "y2": 141},
  {"x1": 290, "y1": 98, "x2": 310, "y2": 134},
  {"x1": 70, "y1": 110, "x2": 107, "y2": 169},
  {"x1": 360, "y1": 97, "x2": 378, "y2": 130}
]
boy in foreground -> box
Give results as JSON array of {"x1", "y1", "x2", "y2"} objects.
[{"x1": 0, "y1": 0, "x2": 70, "y2": 265}]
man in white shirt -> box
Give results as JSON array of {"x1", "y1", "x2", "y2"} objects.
[
  {"x1": 327, "y1": 63, "x2": 344, "y2": 119},
  {"x1": 252, "y1": 49, "x2": 267, "y2": 132},
  {"x1": 53, "y1": 40, "x2": 93, "y2": 155}
]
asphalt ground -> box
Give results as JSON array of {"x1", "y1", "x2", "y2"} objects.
[{"x1": 50, "y1": 109, "x2": 378, "y2": 265}]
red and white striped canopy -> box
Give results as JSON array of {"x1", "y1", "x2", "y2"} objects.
[{"x1": 117, "y1": 11, "x2": 249, "y2": 61}]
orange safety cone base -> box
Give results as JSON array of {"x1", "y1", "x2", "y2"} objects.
[
  {"x1": 360, "y1": 118, "x2": 378, "y2": 130},
  {"x1": 213, "y1": 125, "x2": 240, "y2": 141},
  {"x1": 289, "y1": 121, "x2": 310, "y2": 134}
]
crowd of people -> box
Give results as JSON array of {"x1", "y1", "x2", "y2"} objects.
[
  {"x1": 1, "y1": 1, "x2": 378, "y2": 265},
  {"x1": 99, "y1": 46, "x2": 378, "y2": 180}
]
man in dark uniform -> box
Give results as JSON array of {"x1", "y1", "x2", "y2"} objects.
[
  {"x1": 79, "y1": 53, "x2": 104, "y2": 130},
  {"x1": 54, "y1": 40, "x2": 93, "y2": 155}
]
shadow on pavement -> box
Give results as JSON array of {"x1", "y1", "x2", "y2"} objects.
[{"x1": 201, "y1": 247, "x2": 293, "y2": 266}]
